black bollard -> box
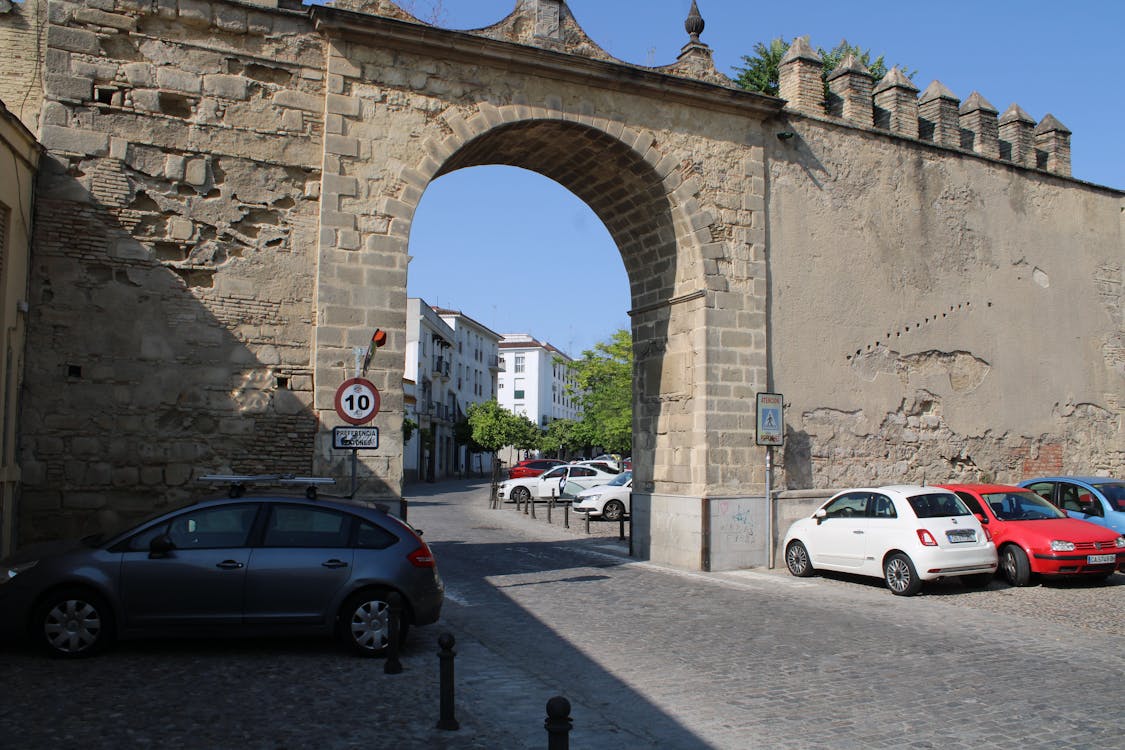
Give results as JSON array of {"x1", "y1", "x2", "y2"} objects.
[
  {"x1": 619, "y1": 515, "x2": 625, "y2": 540},
  {"x1": 384, "y1": 592, "x2": 403, "y2": 675},
  {"x1": 584, "y1": 509, "x2": 590, "y2": 534},
  {"x1": 564, "y1": 503, "x2": 569, "y2": 529},
  {"x1": 548, "y1": 490, "x2": 554, "y2": 524},
  {"x1": 400, "y1": 496, "x2": 409, "y2": 522},
  {"x1": 436, "y1": 633, "x2": 459, "y2": 730},
  {"x1": 545, "y1": 696, "x2": 572, "y2": 750},
  {"x1": 530, "y1": 493, "x2": 536, "y2": 519}
]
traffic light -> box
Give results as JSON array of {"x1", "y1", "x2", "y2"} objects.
[{"x1": 361, "y1": 328, "x2": 387, "y2": 374}]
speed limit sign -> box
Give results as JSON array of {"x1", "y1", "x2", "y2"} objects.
[{"x1": 334, "y1": 377, "x2": 380, "y2": 425}]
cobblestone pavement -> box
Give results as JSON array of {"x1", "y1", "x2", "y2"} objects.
[{"x1": 2, "y1": 479, "x2": 1123, "y2": 749}]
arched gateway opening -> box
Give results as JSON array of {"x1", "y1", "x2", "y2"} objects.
[{"x1": 304, "y1": 2, "x2": 782, "y2": 571}]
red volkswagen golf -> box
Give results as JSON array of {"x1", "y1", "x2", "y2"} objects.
[
  {"x1": 940, "y1": 483, "x2": 1125, "y2": 586},
  {"x1": 507, "y1": 459, "x2": 566, "y2": 480}
]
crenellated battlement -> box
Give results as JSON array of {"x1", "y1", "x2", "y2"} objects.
[{"x1": 779, "y1": 39, "x2": 1072, "y2": 177}]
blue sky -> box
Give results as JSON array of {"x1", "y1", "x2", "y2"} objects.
[{"x1": 402, "y1": 0, "x2": 1124, "y2": 357}]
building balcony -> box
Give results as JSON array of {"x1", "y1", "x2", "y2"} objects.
[
  {"x1": 489, "y1": 355, "x2": 505, "y2": 372},
  {"x1": 432, "y1": 357, "x2": 450, "y2": 379}
]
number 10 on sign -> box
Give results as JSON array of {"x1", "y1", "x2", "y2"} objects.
[{"x1": 335, "y1": 377, "x2": 381, "y2": 425}]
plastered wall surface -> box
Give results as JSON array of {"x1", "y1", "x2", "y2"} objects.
[{"x1": 768, "y1": 119, "x2": 1124, "y2": 487}]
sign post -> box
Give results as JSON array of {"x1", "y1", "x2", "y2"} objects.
[
  {"x1": 335, "y1": 377, "x2": 381, "y2": 497},
  {"x1": 756, "y1": 393, "x2": 785, "y2": 569}
]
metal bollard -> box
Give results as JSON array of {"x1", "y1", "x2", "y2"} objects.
[
  {"x1": 400, "y1": 497, "x2": 409, "y2": 522},
  {"x1": 531, "y1": 493, "x2": 536, "y2": 519},
  {"x1": 619, "y1": 516, "x2": 625, "y2": 540},
  {"x1": 436, "y1": 633, "x2": 459, "y2": 730},
  {"x1": 384, "y1": 592, "x2": 403, "y2": 675},
  {"x1": 524, "y1": 493, "x2": 529, "y2": 515},
  {"x1": 548, "y1": 489, "x2": 555, "y2": 524},
  {"x1": 545, "y1": 696, "x2": 572, "y2": 750},
  {"x1": 584, "y1": 510, "x2": 590, "y2": 534},
  {"x1": 564, "y1": 503, "x2": 569, "y2": 529}
]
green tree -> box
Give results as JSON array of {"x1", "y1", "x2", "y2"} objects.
[
  {"x1": 466, "y1": 400, "x2": 532, "y2": 491},
  {"x1": 733, "y1": 38, "x2": 789, "y2": 97},
  {"x1": 566, "y1": 328, "x2": 633, "y2": 455},
  {"x1": 540, "y1": 418, "x2": 585, "y2": 458},
  {"x1": 733, "y1": 37, "x2": 913, "y2": 97}
]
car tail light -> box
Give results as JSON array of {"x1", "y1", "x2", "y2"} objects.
[
  {"x1": 408, "y1": 544, "x2": 436, "y2": 568},
  {"x1": 916, "y1": 529, "x2": 938, "y2": 546},
  {"x1": 982, "y1": 526, "x2": 993, "y2": 542}
]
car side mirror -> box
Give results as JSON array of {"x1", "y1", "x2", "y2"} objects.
[
  {"x1": 149, "y1": 533, "x2": 175, "y2": 558},
  {"x1": 975, "y1": 513, "x2": 988, "y2": 525},
  {"x1": 814, "y1": 508, "x2": 827, "y2": 525}
]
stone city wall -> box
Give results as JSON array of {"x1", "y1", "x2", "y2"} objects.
[
  {"x1": 767, "y1": 113, "x2": 1124, "y2": 488},
  {"x1": 17, "y1": 0, "x2": 327, "y2": 539}
]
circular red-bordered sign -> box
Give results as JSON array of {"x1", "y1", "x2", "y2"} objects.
[{"x1": 334, "y1": 378, "x2": 381, "y2": 425}]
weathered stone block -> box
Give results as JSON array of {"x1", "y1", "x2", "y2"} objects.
[
  {"x1": 46, "y1": 25, "x2": 100, "y2": 55},
  {"x1": 157, "y1": 66, "x2": 202, "y2": 94},
  {"x1": 73, "y1": 8, "x2": 137, "y2": 31},
  {"x1": 177, "y1": 0, "x2": 211, "y2": 28},
  {"x1": 45, "y1": 73, "x2": 92, "y2": 103},
  {"x1": 273, "y1": 89, "x2": 322, "y2": 112},
  {"x1": 203, "y1": 74, "x2": 249, "y2": 100},
  {"x1": 42, "y1": 124, "x2": 108, "y2": 155}
]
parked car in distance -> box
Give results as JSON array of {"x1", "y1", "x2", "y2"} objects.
[
  {"x1": 939, "y1": 483, "x2": 1125, "y2": 586},
  {"x1": 575, "y1": 460, "x2": 622, "y2": 475},
  {"x1": 0, "y1": 494, "x2": 443, "y2": 658},
  {"x1": 498, "y1": 463, "x2": 620, "y2": 503},
  {"x1": 782, "y1": 485, "x2": 997, "y2": 596},
  {"x1": 507, "y1": 458, "x2": 566, "y2": 480},
  {"x1": 1018, "y1": 477, "x2": 1125, "y2": 535},
  {"x1": 572, "y1": 471, "x2": 632, "y2": 521}
]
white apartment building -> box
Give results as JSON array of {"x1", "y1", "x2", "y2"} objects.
[
  {"x1": 434, "y1": 307, "x2": 503, "y2": 475},
  {"x1": 497, "y1": 334, "x2": 580, "y2": 430},
  {"x1": 404, "y1": 299, "x2": 502, "y2": 482}
]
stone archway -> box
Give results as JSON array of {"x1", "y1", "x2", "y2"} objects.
[{"x1": 309, "y1": 79, "x2": 766, "y2": 567}]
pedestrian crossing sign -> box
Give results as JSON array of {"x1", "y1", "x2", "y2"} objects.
[{"x1": 756, "y1": 393, "x2": 784, "y2": 446}]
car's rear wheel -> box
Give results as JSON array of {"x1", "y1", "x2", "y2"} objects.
[
  {"x1": 510, "y1": 486, "x2": 531, "y2": 503},
  {"x1": 338, "y1": 589, "x2": 410, "y2": 657},
  {"x1": 33, "y1": 587, "x2": 115, "y2": 658},
  {"x1": 884, "y1": 553, "x2": 923, "y2": 596},
  {"x1": 1000, "y1": 545, "x2": 1032, "y2": 586},
  {"x1": 602, "y1": 499, "x2": 626, "y2": 522},
  {"x1": 785, "y1": 541, "x2": 815, "y2": 577}
]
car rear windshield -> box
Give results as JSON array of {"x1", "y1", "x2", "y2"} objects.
[
  {"x1": 1091, "y1": 482, "x2": 1125, "y2": 511},
  {"x1": 907, "y1": 492, "x2": 971, "y2": 518},
  {"x1": 980, "y1": 491, "x2": 1065, "y2": 520}
]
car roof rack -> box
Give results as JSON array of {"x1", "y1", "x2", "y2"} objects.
[{"x1": 199, "y1": 474, "x2": 337, "y2": 500}]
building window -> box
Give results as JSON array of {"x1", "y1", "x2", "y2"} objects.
[{"x1": 514, "y1": 355, "x2": 525, "y2": 373}]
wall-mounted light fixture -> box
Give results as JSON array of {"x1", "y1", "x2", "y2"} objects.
[{"x1": 776, "y1": 131, "x2": 796, "y2": 141}]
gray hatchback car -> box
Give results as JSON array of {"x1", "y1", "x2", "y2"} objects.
[{"x1": 0, "y1": 494, "x2": 443, "y2": 658}]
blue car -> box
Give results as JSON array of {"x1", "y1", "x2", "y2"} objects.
[{"x1": 1018, "y1": 477, "x2": 1125, "y2": 535}]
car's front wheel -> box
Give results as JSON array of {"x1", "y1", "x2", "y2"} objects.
[
  {"x1": 338, "y1": 589, "x2": 409, "y2": 657},
  {"x1": 510, "y1": 486, "x2": 531, "y2": 503},
  {"x1": 785, "y1": 541, "x2": 815, "y2": 577},
  {"x1": 1000, "y1": 545, "x2": 1032, "y2": 586},
  {"x1": 884, "y1": 553, "x2": 923, "y2": 596},
  {"x1": 33, "y1": 587, "x2": 115, "y2": 658},
  {"x1": 602, "y1": 499, "x2": 626, "y2": 522}
]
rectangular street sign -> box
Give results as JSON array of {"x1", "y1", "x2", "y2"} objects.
[
  {"x1": 333, "y1": 426, "x2": 380, "y2": 450},
  {"x1": 756, "y1": 392, "x2": 784, "y2": 446}
]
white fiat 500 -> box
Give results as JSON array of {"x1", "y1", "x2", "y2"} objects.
[{"x1": 782, "y1": 485, "x2": 998, "y2": 596}]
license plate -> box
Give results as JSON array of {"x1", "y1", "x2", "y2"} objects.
[
  {"x1": 946, "y1": 529, "x2": 976, "y2": 543},
  {"x1": 1087, "y1": 554, "x2": 1115, "y2": 564}
]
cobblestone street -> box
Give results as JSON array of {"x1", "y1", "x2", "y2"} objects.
[{"x1": 2, "y1": 479, "x2": 1123, "y2": 749}]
